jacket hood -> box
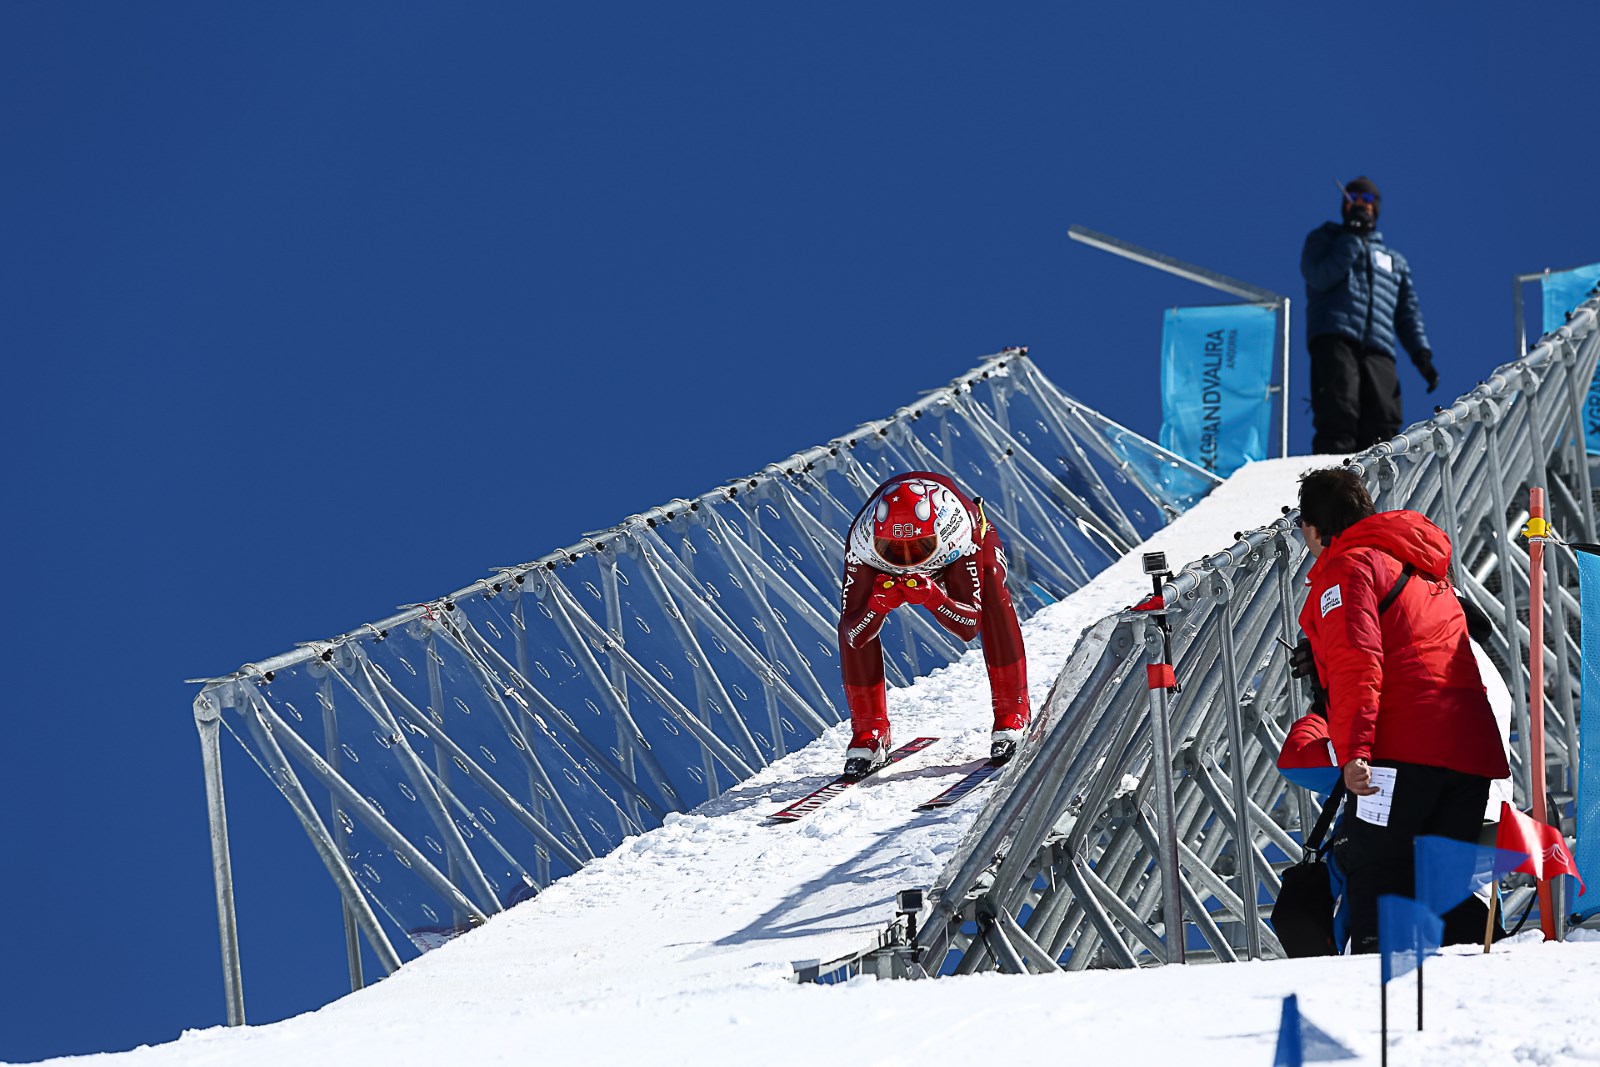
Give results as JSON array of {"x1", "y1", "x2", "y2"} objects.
[{"x1": 1327, "y1": 509, "x2": 1451, "y2": 576}]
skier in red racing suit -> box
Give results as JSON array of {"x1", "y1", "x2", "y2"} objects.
[{"x1": 837, "y1": 471, "x2": 1030, "y2": 779}]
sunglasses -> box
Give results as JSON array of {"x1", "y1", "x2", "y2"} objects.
[{"x1": 1345, "y1": 192, "x2": 1377, "y2": 205}]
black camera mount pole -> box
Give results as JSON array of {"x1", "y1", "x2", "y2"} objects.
[{"x1": 1138, "y1": 551, "x2": 1180, "y2": 694}]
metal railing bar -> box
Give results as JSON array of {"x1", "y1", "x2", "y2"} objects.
[
  {"x1": 685, "y1": 514, "x2": 843, "y2": 728},
  {"x1": 456, "y1": 614, "x2": 657, "y2": 843},
  {"x1": 959, "y1": 388, "x2": 1138, "y2": 560},
  {"x1": 990, "y1": 906, "x2": 1064, "y2": 974},
  {"x1": 1066, "y1": 851, "x2": 1162, "y2": 966},
  {"x1": 328, "y1": 657, "x2": 503, "y2": 917},
  {"x1": 1133, "y1": 811, "x2": 1236, "y2": 963},
  {"x1": 237, "y1": 687, "x2": 406, "y2": 973},
  {"x1": 245, "y1": 686, "x2": 487, "y2": 929},
  {"x1": 313, "y1": 675, "x2": 365, "y2": 993},
  {"x1": 437, "y1": 612, "x2": 634, "y2": 845},
  {"x1": 544, "y1": 576, "x2": 758, "y2": 780},
  {"x1": 360, "y1": 657, "x2": 588, "y2": 873},
  {"x1": 541, "y1": 575, "x2": 717, "y2": 795},
  {"x1": 626, "y1": 535, "x2": 765, "y2": 773},
  {"x1": 193, "y1": 695, "x2": 246, "y2": 1025},
  {"x1": 595, "y1": 553, "x2": 646, "y2": 826},
  {"x1": 1008, "y1": 359, "x2": 1145, "y2": 545}
]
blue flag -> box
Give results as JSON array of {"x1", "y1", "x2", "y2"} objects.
[
  {"x1": 1541, "y1": 263, "x2": 1600, "y2": 452},
  {"x1": 1413, "y1": 835, "x2": 1527, "y2": 918},
  {"x1": 1574, "y1": 547, "x2": 1600, "y2": 920},
  {"x1": 1543, "y1": 263, "x2": 1600, "y2": 336},
  {"x1": 1378, "y1": 895, "x2": 1441, "y2": 983},
  {"x1": 1159, "y1": 304, "x2": 1276, "y2": 478},
  {"x1": 1273, "y1": 993, "x2": 1359, "y2": 1066},
  {"x1": 1273, "y1": 993, "x2": 1303, "y2": 1067}
]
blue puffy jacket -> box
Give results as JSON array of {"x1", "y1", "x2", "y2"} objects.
[{"x1": 1301, "y1": 222, "x2": 1430, "y2": 361}]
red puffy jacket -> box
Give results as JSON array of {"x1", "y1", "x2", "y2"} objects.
[{"x1": 1298, "y1": 510, "x2": 1509, "y2": 779}]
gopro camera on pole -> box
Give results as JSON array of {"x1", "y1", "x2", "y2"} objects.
[{"x1": 1138, "y1": 552, "x2": 1179, "y2": 693}]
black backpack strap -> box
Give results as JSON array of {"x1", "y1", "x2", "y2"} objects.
[
  {"x1": 1375, "y1": 563, "x2": 1415, "y2": 616},
  {"x1": 1303, "y1": 781, "x2": 1348, "y2": 856}
]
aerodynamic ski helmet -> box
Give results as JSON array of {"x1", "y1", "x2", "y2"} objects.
[{"x1": 851, "y1": 478, "x2": 975, "y2": 573}]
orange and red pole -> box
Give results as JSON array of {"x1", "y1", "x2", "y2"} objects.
[{"x1": 1525, "y1": 488, "x2": 1556, "y2": 940}]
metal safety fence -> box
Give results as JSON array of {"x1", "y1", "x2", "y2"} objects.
[
  {"x1": 192, "y1": 348, "x2": 1223, "y2": 1022},
  {"x1": 864, "y1": 293, "x2": 1600, "y2": 980}
]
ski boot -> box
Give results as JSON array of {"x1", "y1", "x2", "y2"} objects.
[
  {"x1": 843, "y1": 729, "x2": 892, "y2": 781},
  {"x1": 990, "y1": 712, "x2": 1030, "y2": 765}
]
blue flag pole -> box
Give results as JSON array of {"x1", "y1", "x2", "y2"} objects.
[
  {"x1": 1378, "y1": 894, "x2": 1443, "y2": 1055},
  {"x1": 1380, "y1": 974, "x2": 1388, "y2": 1067}
]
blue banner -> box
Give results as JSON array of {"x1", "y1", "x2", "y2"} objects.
[
  {"x1": 1542, "y1": 264, "x2": 1600, "y2": 453},
  {"x1": 1159, "y1": 304, "x2": 1275, "y2": 477},
  {"x1": 1574, "y1": 547, "x2": 1600, "y2": 920}
]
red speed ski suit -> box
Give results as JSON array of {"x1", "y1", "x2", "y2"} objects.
[{"x1": 837, "y1": 472, "x2": 1029, "y2": 745}]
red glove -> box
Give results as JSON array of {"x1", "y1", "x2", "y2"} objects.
[
  {"x1": 868, "y1": 577, "x2": 907, "y2": 615},
  {"x1": 905, "y1": 576, "x2": 955, "y2": 611}
]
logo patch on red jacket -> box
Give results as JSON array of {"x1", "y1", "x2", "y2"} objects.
[{"x1": 1320, "y1": 584, "x2": 1343, "y2": 617}]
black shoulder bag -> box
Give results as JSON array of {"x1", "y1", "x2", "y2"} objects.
[
  {"x1": 1272, "y1": 563, "x2": 1413, "y2": 956},
  {"x1": 1272, "y1": 782, "x2": 1348, "y2": 957}
]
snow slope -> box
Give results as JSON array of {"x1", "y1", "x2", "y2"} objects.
[{"x1": 28, "y1": 457, "x2": 1600, "y2": 1067}]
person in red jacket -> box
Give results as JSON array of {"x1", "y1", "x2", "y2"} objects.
[
  {"x1": 837, "y1": 471, "x2": 1029, "y2": 779},
  {"x1": 1294, "y1": 466, "x2": 1509, "y2": 953}
]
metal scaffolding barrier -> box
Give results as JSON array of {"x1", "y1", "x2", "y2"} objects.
[
  {"x1": 192, "y1": 348, "x2": 1224, "y2": 1022},
  {"x1": 858, "y1": 293, "x2": 1600, "y2": 980}
]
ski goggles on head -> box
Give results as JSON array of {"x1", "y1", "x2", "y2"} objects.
[
  {"x1": 1344, "y1": 192, "x2": 1377, "y2": 204},
  {"x1": 875, "y1": 534, "x2": 938, "y2": 570}
]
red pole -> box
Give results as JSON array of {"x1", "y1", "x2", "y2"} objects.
[{"x1": 1526, "y1": 487, "x2": 1556, "y2": 940}]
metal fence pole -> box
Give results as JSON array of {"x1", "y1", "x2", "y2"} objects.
[
  {"x1": 1139, "y1": 614, "x2": 1186, "y2": 963},
  {"x1": 194, "y1": 690, "x2": 245, "y2": 1026},
  {"x1": 313, "y1": 673, "x2": 364, "y2": 993},
  {"x1": 1207, "y1": 569, "x2": 1263, "y2": 959}
]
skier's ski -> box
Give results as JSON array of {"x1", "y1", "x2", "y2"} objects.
[
  {"x1": 768, "y1": 737, "x2": 939, "y2": 822},
  {"x1": 916, "y1": 760, "x2": 1004, "y2": 810}
]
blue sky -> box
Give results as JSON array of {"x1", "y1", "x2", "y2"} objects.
[{"x1": 2, "y1": 2, "x2": 1594, "y2": 1060}]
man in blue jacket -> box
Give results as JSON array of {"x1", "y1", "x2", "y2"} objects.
[{"x1": 1301, "y1": 176, "x2": 1438, "y2": 454}]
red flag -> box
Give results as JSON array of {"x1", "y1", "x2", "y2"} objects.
[{"x1": 1497, "y1": 802, "x2": 1586, "y2": 893}]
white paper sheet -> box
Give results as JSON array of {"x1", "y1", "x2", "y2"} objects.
[{"x1": 1355, "y1": 765, "x2": 1397, "y2": 826}]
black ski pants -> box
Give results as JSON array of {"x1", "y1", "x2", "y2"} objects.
[
  {"x1": 1310, "y1": 333, "x2": 1402, "y2": 455},
  {"x1": 1332, "y1": 761, "x2": 1491, "y2": 954}
]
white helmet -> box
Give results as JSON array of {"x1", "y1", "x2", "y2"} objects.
[{"x1": 849, "y1": 478, "x2": 976, "y2": 574}]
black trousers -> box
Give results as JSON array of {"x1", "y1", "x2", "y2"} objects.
[
  {"x1": 1333, "y1": 761, "x2": 1491, "y2": 954},
  {"x1": 1310, "y1": 333, "x2": 1402, "y2": 454}
]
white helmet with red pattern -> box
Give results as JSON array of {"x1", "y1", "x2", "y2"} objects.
[{"x1": 849, "y1": 477, "x2": 976, "y2": 574}]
